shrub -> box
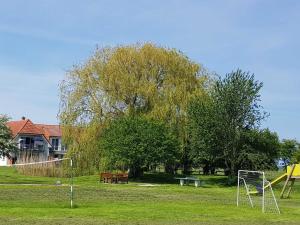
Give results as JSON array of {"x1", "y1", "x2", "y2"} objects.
[{"x1": 100, "y1": 116, "x2": 179, "y2": 178}]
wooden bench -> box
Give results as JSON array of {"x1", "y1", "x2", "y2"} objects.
[
  {"x1": 100, "y1": 172, "x2": 115, "y2": 183},
  {"x1": 100, "y1": 172, "x2": 128, "y2": 184},
  {"x1": 175, "y1": 177, "x2": 201, "y2": 187},
  {"x1": 115, "y1": 173, "x2": 128, "y2": 183}
]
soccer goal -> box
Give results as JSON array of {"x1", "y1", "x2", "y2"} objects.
[
  {"x1": 0, "y1": 158, "x2": 74, "y2": 208},
  {"x1": 237, "y1": 170, "x2": 280, "y2": 214}
]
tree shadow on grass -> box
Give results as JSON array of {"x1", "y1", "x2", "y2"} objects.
[
  {"x1": 200, "y1": 176, "x2": 232, "y2": 187},
  {"x1": 129, "y1": 172, "x2": 234, "y2": 187},
  {"x1": 130, "y1": 172, "x2": 184, "y2": 184}
]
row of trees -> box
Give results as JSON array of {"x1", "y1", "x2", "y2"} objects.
[
  {"x1": 58, "y1": 43, "x2": 298, "y2": 177},
  {"x1": 0, "y1": 43, "x2": 298, "y2": 178},
  {"x1": 187, "y1": 70, "x2": 276, "y2": 175}
]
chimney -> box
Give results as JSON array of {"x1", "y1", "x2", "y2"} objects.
[{"x1": 21, "y1": 116, "x2": 26, "y2": 120}]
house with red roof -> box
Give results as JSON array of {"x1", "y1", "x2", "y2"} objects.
[{"x1": 0, "y1": 117, "x2": 66, "y2": 165}]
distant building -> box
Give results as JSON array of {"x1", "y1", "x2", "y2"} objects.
[{"x1": 0, "y1": 117, "x2": 66, "y2": 166}]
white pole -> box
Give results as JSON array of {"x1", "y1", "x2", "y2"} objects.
[
  {"x1": 70, "y1": 158, "x2": 73, "y2": 209},
  {"x1": 262, "y1": 172, "x2": 265, "y2": 213},
  {"x1": 237, "y1": 170, "x2": 240, "y2": 207},
  {"x1": 269, "y1": 182, "x2": 281, "y2": 214},
  {"x1": 242, "y1": 178, "x2": 254, "y2": 207}
]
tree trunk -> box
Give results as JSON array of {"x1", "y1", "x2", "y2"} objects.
[
  {"x1": 165, "y1": 163, "x2": 175, "y2": 174},
  {"x1": 210, "y1": 165, "x2": 215, "y2": 175},
  {"x1": 182, "y1": 161, "x2": 191, "y2": 175},
  {"x1": 182, "y1": 146, "x2": 191, "y2": 175},
  {"x1": 203, "y1": 164, "x2": 210, "y2": 175},
  {"x1": 129, "y1": 166, "x2": 143, "y2": 178}
]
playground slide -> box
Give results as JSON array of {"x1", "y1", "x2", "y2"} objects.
[
  {"x1": 266, "y1": 173, "x2": 287, "y2": 188},
  {"x1": 265, "y1": 164, "x2": 299, "y2": 190},
  {"x1": 248, "y1": 165, "x2": 300, "y2": 196},
  {"x1": 249, "y1": 173, "x2": 287, "y2": 194}
]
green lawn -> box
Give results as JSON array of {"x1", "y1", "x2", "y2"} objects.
[{"x1": 0, "y1": 167, "x2": 299, "y2": 225}]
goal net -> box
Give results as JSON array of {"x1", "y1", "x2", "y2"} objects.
[
  {"x1": 0, "y1": 158, "x2": 73, "y2": 208},
  {"x1": 237, "y1": 170, "x2": 280, "y2": 214}
]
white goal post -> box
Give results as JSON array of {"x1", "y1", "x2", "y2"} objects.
[{"x1": 237, "y1": 170, "x2": 280, "y2": 214}]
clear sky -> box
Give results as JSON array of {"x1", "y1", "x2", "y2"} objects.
[{"x1": 0, "y1": 0, "x2": 299, "y2": 140}]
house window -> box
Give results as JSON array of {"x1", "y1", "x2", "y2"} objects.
[
  {"x1": 20, "y1": 137, "x2": 34, "y2": 149},
  {"x1": 25, "y1": 137, "x2": 34, "y2": 145},
  {"x1": 51, "y1": 138, "x2": 59, "y2": 150}
]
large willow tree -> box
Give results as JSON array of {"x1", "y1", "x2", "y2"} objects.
[{"x1": 59, "y1": 43, "x2": 207, "y2": 174}]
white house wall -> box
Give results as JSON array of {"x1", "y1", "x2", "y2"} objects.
[
  {"x1": 49, "y1": 137, "x2": 64, "y2": 151},
  {"x1": 0, "y1": 156, "x2": 8, "y2": 166},
  {"x1": 14, "y1": 134, "x2": 50, "y2": 161}
]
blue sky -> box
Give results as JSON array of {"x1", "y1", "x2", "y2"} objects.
[{"x1": 0, "y1": 0, "x2": 299, "y2": 140}]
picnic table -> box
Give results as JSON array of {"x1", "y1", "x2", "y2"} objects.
[{"x1": 175, "y1": 177, "x2": 201, "y2": 187}]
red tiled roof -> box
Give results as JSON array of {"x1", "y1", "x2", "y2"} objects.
[
  {"x1": 6, "y1": 120, "x2": 27, "y2": 137},
  {"x1": 7, "y1": 119, "x2": 43, "y2": 137},
  {"x1": 35, "y1": 124, "x2": 62, "y2": 141},
  {"x1": 6, "y1": 119, "x2": 62, "y2": 142}
]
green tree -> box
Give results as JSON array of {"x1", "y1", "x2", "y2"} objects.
[
  {"x1": 237, "y1": 129, "x2": 280, "y2": 171},
  {"x1": 0, "y1": 115, "x2": 17, "y2": 158},
  {"x1": 188, "y1": 69, "x2": 267, "y2": 176},
  {"x1": 279, "y1": 139, "x2": 299, "y2": 165},
  {"x1": 291, "y1": 149, "x2": 300, "y2": 163},
  {"x1": 59, "y1": 43, "x2": 207, "y2": 174},
  {"x1": 188, "y1": 95, "x2": 222, "y2": 174},
  {"x1": 213, "y1": 69, "x2": 266, "y2": 175},
  {"x1": 100, "y1": 116, "x2": 179, "y2": 178}
]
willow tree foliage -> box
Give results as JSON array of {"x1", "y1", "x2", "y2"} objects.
[
  {"x1": 0, "y1": 115, "x2": 17, "y2": 157},
  {"x1": 63, "y1": 123, "x2": 103, "y2": 175},
  {"x1": 59, "y1": 43, "x2": 207, "y2": 174}
]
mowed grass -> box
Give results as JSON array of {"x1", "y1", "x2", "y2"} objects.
[{"x1": 0, "y1": 167, "x2": 299, "y2": 225}]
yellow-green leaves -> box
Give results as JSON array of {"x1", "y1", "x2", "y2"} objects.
[
  {"x1": 59, "y1": 43, "x2": 209, "y2": 174},
  {"x1": 60, "y1": 43, "x2": 206, "y2": 123}
]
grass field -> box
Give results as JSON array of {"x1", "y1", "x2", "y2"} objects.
[{"x1": 0, "y1": 167, "x2": 299, "y2": 225}]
